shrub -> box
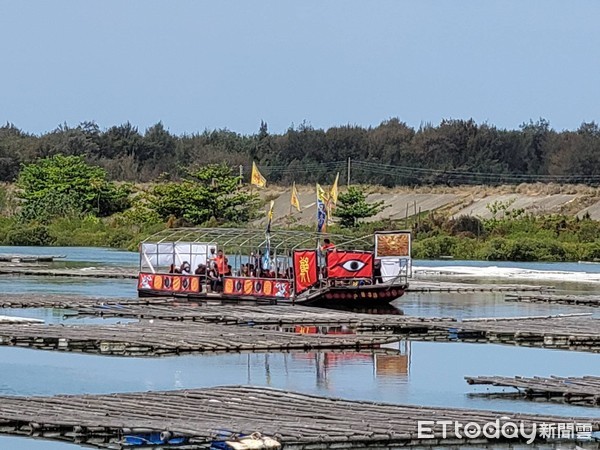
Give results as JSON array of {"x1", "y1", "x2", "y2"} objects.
[
  {"x1": 413, "y1": 235, "x2": 458, "y2": 259},
  {"x1": 6, "y1": 224, "x2": 53, "y2": 246}
]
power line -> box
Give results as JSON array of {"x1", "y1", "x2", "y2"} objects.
[{"x1": 246, "y1": 160, "x2": 600, "y2": 185}]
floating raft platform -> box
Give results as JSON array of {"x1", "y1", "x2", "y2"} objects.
[
  {"x1": 0, "y1": 321, "x2": 400, "y2": 356},
  {"x1": 408, "y1": 280, "x2": 553, "y2": 293},
  {"x1": 0, "y1": 293, "x2": 172, "y2": 309},
  {"x1": 0, "y1": 254, "x2": 66, "y2": 263},
  {"x1": 76, "y1": 302, "x2": 455, "y2": 329},
  {"x1": 3, "y1": 294, "x2": 600, "y2": 353},
  {"x1": 466, "y1": 375, "x2": 600, "y2": 407},
  {"x1": 0, "y1": 265, "x2": 136, "y2": 279},
  {"x1": 0, "y1": 386, "x2": 597, "y2": 449},
  {"x1": 507, "y1": 293, "x2": 600, "y2": 308},
  {"x1": 403, "y1": 315, "x2": 600, "y2": 353}
]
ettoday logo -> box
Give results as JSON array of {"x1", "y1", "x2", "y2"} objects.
[{"x1": 417, "y1": 418, "x2": 593, "y2": 444}]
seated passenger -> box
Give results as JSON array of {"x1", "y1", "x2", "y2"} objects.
[
  {"x1": 180, "y1": 261, "x2": 191, "y2": 274},
  {"x1": 194, "y1": 264, "x2": 207, "y2": 276},
  {"x1": 207, "y1": 263, "x2": 220, "y2": 293}
]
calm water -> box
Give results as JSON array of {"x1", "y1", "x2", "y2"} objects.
[{"x1": 0, "y1": 248, "x2": 599, "y2": 449}]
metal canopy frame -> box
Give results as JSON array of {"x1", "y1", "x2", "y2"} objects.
[{"x1": 143, "y1": 227, "x2": 374, "y2": 252}]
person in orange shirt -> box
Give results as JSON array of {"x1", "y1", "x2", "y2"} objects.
[{"x1": 215, "y1": 250, "x2": 228, "y2": 275}]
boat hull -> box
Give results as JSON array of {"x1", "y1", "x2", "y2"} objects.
[{"x1": 138, "y1": 281, "x2": 407, "y2": 309}]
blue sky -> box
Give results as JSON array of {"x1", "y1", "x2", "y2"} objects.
[{"x1": 1, "y1": 1, "x2": 598, "y2": 135}]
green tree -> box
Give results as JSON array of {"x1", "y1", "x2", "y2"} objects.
[
  {"x1": 334, "y1": 186, "x2": 386, "y2": 228},
  {"x1": 151, "y1": 163, "x2": 259, "y2": 225},
  {"x1": 16, "y1": 154, "x2": 130, "y2": 221}
]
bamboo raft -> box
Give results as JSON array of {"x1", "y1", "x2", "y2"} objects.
[
  {"x1": 0, "y1": 265, "x2": 137, "y2": 279},
  {"x1": 0, "y1": 293, "x2": 172, "y2": 309},
  {"x1": 76, "y1": 303, "x2": 455, "y2": 329},
  {"x1": 0, "y1": 254, "x2": 66, "y2": 263},
  {"x1": 0, "y1": 386, "x2": 597, "y2": 449},
  {"x1": 406, "y1": 315, "x2": 600, "y2": 353},
  {"x1": 408, "y1": 280, "x2": 553, "y2": 293},
  {"x1": 466, "y1": 375, "x2": 600, "y2": 406},
  {"x1": 0, "y1": 321, "x2": 400, "y2": 356},
  {"x1": 506, "y1": 293, "x2": 600, "y2": 307}
]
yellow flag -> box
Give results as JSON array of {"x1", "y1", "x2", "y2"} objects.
[
  {"x1": 291, "y1": 182, "x2": 301, "y2": 212},
  {"x1": 251, "y1": 162, "x2": 267, "y2": 187},
  {"x1": 316, "y1": 183, "x2": 328, "y2": 202},
  {"x1": 268, "y1": 199, "x2": 275, "y2": 220},
  {"x1": 266, "y1": 200, "x2": 275, "y2": 233},
  {"x1": 329, "y1": 172, "x2": 340, "y2": 206}
]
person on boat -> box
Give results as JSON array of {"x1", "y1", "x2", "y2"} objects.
[
  {"x1": 373, "y1": 259, "x2": 383, "y2": 284},
  {"x1": 240, "y1": 264, "x2": 249, "y2": 277},
  {"x1": 180, "y1": 261, "x2": 191, "y2": 274},
  {"x1": 215, "y1": 250, "x2": 228, "y2": 275},
  {"x1": 225, "y1": 264, "x2": 233, "y2": 277},
  {"x1": 168, "y1": 264, "x2": 181, "y2": 274},
  {"x1": 194, "y1": 264, "x2": 206, "y2": 276},
  {"x1": 207, "y1": 263, "x2": 220, "y2": 292},
  {"x1": 248, "y1": 263, "x2": 256, "y2": 277},
  {"x1": 250, "y1": 252, "x2": 260, "y2": 271},
  {"x1": 208, "y1": 247, "x2": 217, "y2": 266},
  {"x1": 320, "y1": 238, "x2": 335, "y2": 253}
]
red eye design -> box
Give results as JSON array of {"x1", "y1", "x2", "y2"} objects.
[
  {"x1": 340, "y1": 260, "x2": 367, "y2": 272},
  {"x1": 327, "y1": 251, "x2": 373, "y2": 279}
]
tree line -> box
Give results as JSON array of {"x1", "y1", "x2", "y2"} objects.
[{"x1": 1, "y1": 118, "x2": 600, "y2": 186}]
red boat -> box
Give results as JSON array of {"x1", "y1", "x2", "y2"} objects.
[{"x1": 137, "y1": 228, "x2": 411, "y2": 307}]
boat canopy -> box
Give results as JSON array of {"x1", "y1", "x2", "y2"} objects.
[{"x1": 142, "y1": 227, "x2": 374, "y2": 252}]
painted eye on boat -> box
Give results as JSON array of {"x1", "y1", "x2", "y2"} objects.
[{"x1": 340, "y1": 260, "x2": 367, "y2": 272}]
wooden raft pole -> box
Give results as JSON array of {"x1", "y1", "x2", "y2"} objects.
[
  {"x1": 465, "y1": 375, "x2": 600, "y2": 406},
  {"x1": 506, "y1": 293, "x2": 600, "y2": 308},
  {"x1": 0, "y1": 386, "x2": 597, "y2": 449},
  {"x1": 0, "y1": 321, "x2": 400, "y2": 356}
]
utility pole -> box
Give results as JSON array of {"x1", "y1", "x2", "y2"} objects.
[
  {"x1": 347, "y1": 157, "x2": 351, "y2": 187},
  {"x1": 239, "y1": 165, "x2": 243, "y2": 185}
]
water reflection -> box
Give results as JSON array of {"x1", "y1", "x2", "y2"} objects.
[{"x1": 1, "y1": 341, "x2": 597, "y2": 417}]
